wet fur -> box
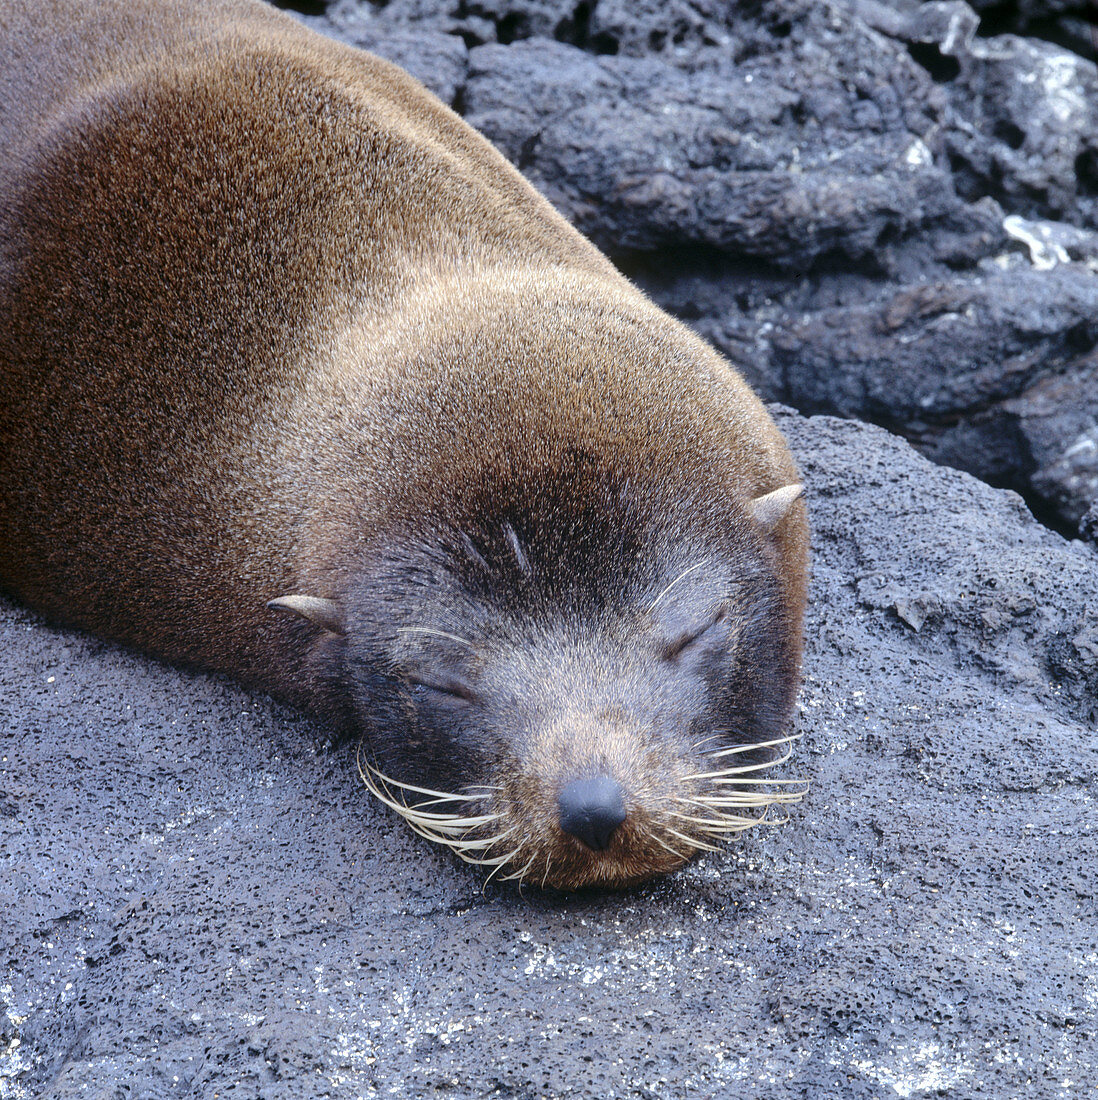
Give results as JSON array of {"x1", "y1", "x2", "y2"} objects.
[{"x1": 0, "y1": 0, "x2": 809, "y2": 888}]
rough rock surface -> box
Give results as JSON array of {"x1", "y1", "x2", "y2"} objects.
[
  {"x1": 5, "y1": 412, "x2": 1097, "y2": 1099},
  {"x1": 300, "y1": 0, "x2": 1098, "y2": 536},
  {"x1": 5, "y1": 1, "x2": 1098, "y2": 1097}
]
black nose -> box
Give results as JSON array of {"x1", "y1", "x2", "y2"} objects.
[{"x1": 558, "y1": 776, "x2": 627, "y2": 851}]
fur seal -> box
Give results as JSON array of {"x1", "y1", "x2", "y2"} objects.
[{"x1": 0, "y1": 0, "x2": 809, "y2": 889}]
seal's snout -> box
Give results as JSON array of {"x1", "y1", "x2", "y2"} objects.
[{"x1": 558, "y1": 775, "x2": 627, "y2": 851}]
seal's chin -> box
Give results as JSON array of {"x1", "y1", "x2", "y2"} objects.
[
  {"x1": 358, "y1": 737, "x2": 806, "y2": 890},
  {"x1": 533, "y1": 826, "x2": 697, "y2": 891}
]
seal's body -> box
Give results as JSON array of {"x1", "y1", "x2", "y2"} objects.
[{"x1": 0, "y1": 0, "x2": 808, "y2": 888}]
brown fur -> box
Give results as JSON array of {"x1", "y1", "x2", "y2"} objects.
[{"x1": 0, "y1": 0, "x2": 808, "y2": 889}]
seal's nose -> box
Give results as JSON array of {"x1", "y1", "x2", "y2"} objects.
[{"x1": 558, "y1": 776, "x2": 627, "y2": 851}]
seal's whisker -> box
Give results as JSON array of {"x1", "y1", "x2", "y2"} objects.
[
  {"x1": 705, "y1": 764, "x2": 797, "y2": 783},
  {"x1": 481, "y1": 856, "x2": 511, "y2": 889},
  {"x1": 375, "y1": 802, "x2": 500, "y2": 836},
  {"x1": 361, "y1": 762, "x2": 498, "y2": 802},
  {"x1": 690, "y1": 756, "x2": 795, "y2": 778},
  {"x1": 396, "y1": 626, "x2": 478, "y2": 650},
  {"x1": 704, "y1": 733, "x2": 801, "y2": 759},
  {"x1": 646, "y1": 559, "x2": 709, "y2": 613},
  {"x1": 663, "y1": 824, "x2": 720, "y2": 853},
  {"x1": 383, "y1": 807, "x2": 501, "y2": 830},
  {"x1": 482, "y1": 844, "x2": 526, "y2": 881},
  {"x1": 685, "y1": 748, "x2": 795, "y2": 781},
  {"x1": 407, "y1": 818, "x2": 503, "y2": 831},
  {"x1": 699, "y1": 777, "x2": 808, "y2": 787},
  {"x1": 685, "y1": 787, "x2": 806, "y2": 807},
  {"x1": 701, "y1": 782, "x2": 806, "y2": 798},
  {"x1": 356, "y1": 748, "x2": 534, "y2": 879},
  {"x1": 647, "y1": 830, "x2": 692, "y2": 862},
  {"x1": 438, "y1": 837, "x2": 522, "y2": 867},
  {"x1": 395, "y1": 791, "x2": 500, "y2": 809},
  {"x1": 756, "y1": 812, "x2": 792, "y2": 827},
  {"x1": 443, "y1": 827, "x2": 519, "y2": 852},
  {"x1": 668, "y1": 805, "x2": 765, "y2": 822},
  {"x1": 690, "y1": 733, "x2": 726, "y2": 753},
  {"x1": 359, "y1": 758, "x2": 503, "y2": 818},
  {"x1": 357, "y1": 759, "x2": 508, "y2": 846},
  {"x1": 667, "y1": 810, "x2": 760, "y2": 833},
  {"x1": 499, "y1": 851, "x2": 539, "y2": 883},
  {"x1": 686, "y1": 773, "x2": 792, "y2": 786},
  {"x1": 398, "y1": 798, "x2": 491, "y2": 815},
  {"x1": 457, "y1": 851, "x2": 521, "y2": 869},
  {"x1": 685, "y1": 791, "x2": 804, "y2": 810}
]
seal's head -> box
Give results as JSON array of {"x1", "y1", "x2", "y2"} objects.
[{"x1": 271, "y1": 456, "x2": 805, "y2": 890}]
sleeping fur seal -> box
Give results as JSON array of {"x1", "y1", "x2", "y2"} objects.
[{"x1": 0, "y1": 0, "x2": 808, "y2": 889}]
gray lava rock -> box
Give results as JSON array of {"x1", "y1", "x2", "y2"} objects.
[
  {"x1": 771, "y1": 263, "x2": 1098, "y2": 507},
  {"x1": 459, "y1": 17, "x2": 960, "y2": 272},
  {"x1": 903, "y1": 2, "x2": 1098, "y2": 226},
  {"x1": 958, "y1": 0, "x2": 1098, "y2": 64},
  {"x1": 4, "y1": 412, "x2": 1096, "y2": 1098},
  {"x1": 1080, "y1": 498, "x2": 1098, "y2": 541},
  {"x1": 1032, "y1": 422, "x2": 1098, "y2": 527}
]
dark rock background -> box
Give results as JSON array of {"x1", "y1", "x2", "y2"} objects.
[{"x1": 4, "y1": 1, "x2": 1097, "y2": 1097}]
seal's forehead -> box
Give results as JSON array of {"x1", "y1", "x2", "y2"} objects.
[{"x1": 368, "y1": 525, "x2": 759, "y2": 632}]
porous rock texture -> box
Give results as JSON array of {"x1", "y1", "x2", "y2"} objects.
[{"x1": 3, "y1": 1, "x2": 1098, "y2": 1098}]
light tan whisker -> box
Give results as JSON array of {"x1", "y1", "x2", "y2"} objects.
[
  {"x1": 360, "y1": 763, "x2": 499, "y2": 802},
  {"x1": 647, "y1": 830, "x2": 692, "y2": 862},
  {"x1": 354, "y1": 744, "x2": 537, "y2": 880},
  {"x1": 438, "y1": 836, "x2": 522, "y2": 867},
  {"x1": 646, "y1": 559, "x2": 710, "y2": 613},
  {"x1": 444, "y1": 827, "x2": 519, "y2": 852},
  {"x1": 500, "y1": 851, "x2": 539, "y2": 883},
  {"x1": 663, "y1": 825, "x2": 720, "y2": 853},
  {"x1": 396, "y1": 626, "x2": 477, "y2": 650},
  {"x1": 704, "y1": 733, "x2": 801, "y2": 759},
  {"x1": 690, "y1": 732, "x2": 726, "y2": 753},
  {"x1": 686, "y1": 792, "x2": 804, "y2": 811},
  {"x1": 485, "y1": 845, "x2": 528, "y2": 882},
  {"x1": 667, "y1": 810, "x2": 760, "y2": 833},
  {"x1": 698, "y1": 777, "x2": 808, "y2": 787},
  {"x1": 705, "y1": 764, "x2": 796, "y2": 783},
  {"x1": 685, "y1": 748, "x2": 795, "y2": 781},
  {"x1": 395, "y1": 792, "x2": 499, "y2": 811},
  {"x1": 756, "y1": 812, "x2": 792, "y2": 827}
]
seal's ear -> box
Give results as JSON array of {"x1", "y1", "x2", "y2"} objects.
[
  {"x1": 749, "y1": 484, "x2": 803, "y2": 535},
  {"x1": 267, "y1": 595, "x2": 345, "y2": 635}
]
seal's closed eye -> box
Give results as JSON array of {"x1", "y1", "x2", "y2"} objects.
[
  {"x1": 660, "y1": 606, "x2": 728, "y2": 662},
  {"x1": 405, "y1": 672, "x2": 478, "y2": 704}
]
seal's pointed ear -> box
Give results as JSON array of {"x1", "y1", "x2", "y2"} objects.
[
  {"x1": 267, "y1": 594, "x2": 345, "y2": 635},
  {"x1": 749, "y1": 484, "x2": 804, "y2": 534}
]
